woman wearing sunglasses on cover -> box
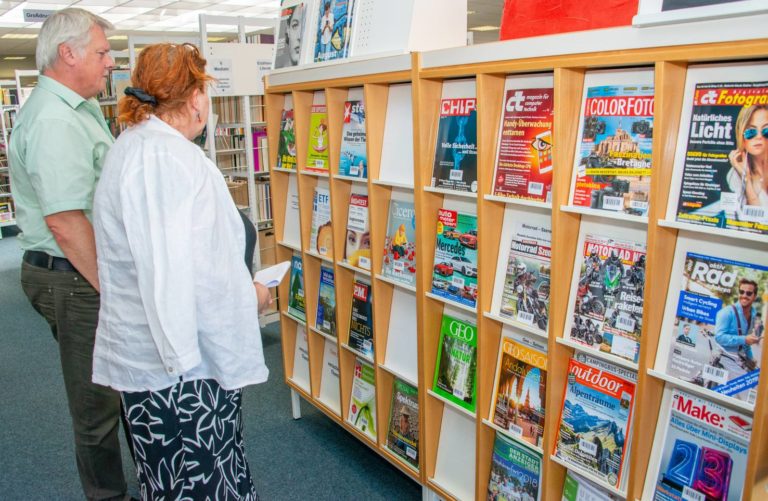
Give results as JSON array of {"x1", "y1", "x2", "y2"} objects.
[{"x1": 728, "y1": 105, "x2": 768, "y2": 214}]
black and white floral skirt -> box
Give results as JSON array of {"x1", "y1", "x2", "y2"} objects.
[{"x1": 121, "y1": 378, "x2": 258, "y2": 501}]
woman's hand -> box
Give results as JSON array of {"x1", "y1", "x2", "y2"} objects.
[
  {"x1": 729, "y1": 148, "x2": 747, "y2": 177},
  {"x1": 254, "y1": 282, "x2": 273, "y2": 314}
]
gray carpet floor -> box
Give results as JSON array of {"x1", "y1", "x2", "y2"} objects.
[{"x1": 0, "y1": 227, "x2": 421, "y2": 500}]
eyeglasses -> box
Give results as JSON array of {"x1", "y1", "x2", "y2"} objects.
[
  {"x1": 738, "y1": 289, "x2": 756, "y2": 297},
  {"x1": 743, "y1": 126, "x2": 768, "y2": 140}
]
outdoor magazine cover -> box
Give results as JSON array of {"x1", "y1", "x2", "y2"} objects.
[
  {"x1": 287, "y1": 254, "x2": 306, "y2": 322},
  {"x1": 306, "y1": 104, "x2": 330, "y2": 172},
  {"x1": 432, "y1": 98, "x2": 478, "y2": 193},
  {"x1": 315, "y1": 265, "x2": 336, "y2": 337},
  {"x1": 339, "y1": 99, "x2": 367, "y2": 178},
  {"x1": 386, "y1": 378, "x2": 419, "y2": 469},
  {"x1": 348, "y1": 278, "x2": 373, "y2": 359},
  {"x1": 432, "y1": 313, "x2": 477, "y2": 412},
  {"x1": 313, "y1": 0, "x2": 354, "y2": 63},
  {"x1": 431, "y1": 208, "x2": 478, "y2": 308},
  {"x1": 277, "y1": 108, "x2": 297, "y2": 170},
  {"x1": 274, "y1": 2, "x2": 305, "y2": 69},
  {"x1": 344, "y1": 193, "x2": 370, "y2": 270},
  {"x1": 348, "y1": 357, "x2": 377, "y2": 441},
  {"x1": 665, "y1": 251, "x2": 767, "y2": 405},
  {"x1": 571, "y1": 84, "x2": 654, "y2": 217},
  {"x1": 309, "y1": 186, "x2": 332, "y2": 257},
  {"x1": 487, "y1": 432, "x2": 542, "y2": 501},
  {"x1": 381, "y1": 197, "x2": 417, "y2": 287},
  {"x1": 493, "y1": 87, "x2": 554, "y2": 203}
]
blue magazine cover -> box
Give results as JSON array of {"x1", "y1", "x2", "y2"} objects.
[
  {"x1": 431, "y1": 98, "x2": 478, "y2": 193},
  {"x1": 431, "y1": 208, "x2": 478, "y2": 307},
  {"x1": 487, "y1": 432, "x2": 542, "y2": 501},
  {"x1": 339, "y1": 100, "x2": 367, "y2": 178},
  {"x1": 316, "y1": 265, "x2": 337, "y2": 336},
  {"x1": 314, "y1": 0, "x2": 353, "y2": 63}
]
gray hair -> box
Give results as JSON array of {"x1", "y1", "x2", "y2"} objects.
[{"x1": 36, "y1": 8, "x2": 113, "y2": 72}]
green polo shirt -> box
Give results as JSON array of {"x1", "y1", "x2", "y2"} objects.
[{"x1": 9, "y1": 75, "x2": 114, "y2": 257}]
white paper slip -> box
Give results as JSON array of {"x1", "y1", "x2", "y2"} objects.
[{"x1": 253, "y1": 261, "x2": 291, "y2": 288}]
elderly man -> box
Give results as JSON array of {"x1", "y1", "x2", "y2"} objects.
[{"x1": 9, "y1": 8, "x2": 131, "y2": 500}]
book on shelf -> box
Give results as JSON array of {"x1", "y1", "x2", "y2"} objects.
[
  {"x1": 292, "y1": 325, "x2": 310, "y2": 391},
  {"x1": 277, "y1": 108, "x2": 297, "y2": 170},
  {"x1": 664, "y1": 251, "x2": 767, "y2": 405},
  {"x1": 431, "y1": 97, "x2": 478, "y2": 193},
  {"x1": 492, "y1": 79, "x2": 554, "y2": 203},
  {"x1": 273, "y1": 2, "x2": 306, "y2": 69},
  {"x1": 645, "y1": 387, "x2": 752, "y2": 501},
  {"x1": 338, "y1": 99, "x2": 367, "y2": 178},
  {"x1": 381, "y1": 195, "x2": 417, "y2": 287},
  {"x1": 487, "y1": 432, "x2": 542, "y2": 501},
  {"x1": 109, "y1": 68, "x2": 131, "y2": 101},
  {"x1": 315, "y1": 265, "x2": 337, "y2": 337},
  {"x1": 348, "y1": 356, "x2": 377, "y2": 441},
  {"x1": 287, "y1": 254, "x2": 306, "y2": 321},
  {"x1": 386, "y1": 378, "x2": 419, "y2": 469},
  {"x1": 309, "y1": 185, "x2": 332, "y2": 257},
  {"x1": 554, "y1": 352, "x2": 637, "y2": 489},
  {"x1": 344, "y1": 193, "x2": 371, "y2": 270},
  {"x1": 319, "y1": 338, "x2": 340, "y2": 412},
  {"x1": 670, "y1": 63, "x2": 768, "y2": 235},
  {"x1": 348, "y1": 277, "x2": 373, "y2": 358},
  {"x1": 430, "y1": 208, "x2": 478, "y2": 307},
  {"x1": 432, "y1": 313, "x2": 477, "y2": 412},
  {"x1": 313, "y1": 0, "x2": 354, "y2": 63},
  {"x1": 306, "y1": 104, "x2": 330, "y2": 172},
  {"x1": 562, "y1": 470, "x2": 618, "y2": 501},
  {"x1": 489, "y1": 331, "x2": 547, "y2": 449},
  {"x1": 566, "y1": 233, "x2": 647, "y2": 363},
  {"x1": 569, "y1": 70, "x2": 654, "y2": 217},
  {"x1": 252, "y1": 130, "x2": 268, "y2": 173}
]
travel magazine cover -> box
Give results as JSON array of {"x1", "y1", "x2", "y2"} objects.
[
  {"x1": 381, "y1": 197, "x2": 417, "y2": 287},
  {"x1": 487, "y1": 432, "x2": 542, "y2": 501},
  {"x1": 276, "y1": 108, "x2": 297, "y2": 170},
  {"x1": 554, "y1": 353, "x2": 637, "y2": 489},
  {"x1": 339, "y1": 99, "x2": 367, "y2": 178},
  {"x1": 309, "y1": 186, "x2": 332, "y2": 257},
  {"x1": 347, "y1": 356, "x2": 377, "y2": 441},
  {"x1": 348, "y1": 278, "x2": 373, "y2": 359},
  {"x1": 493, "y1": 87, "x2": 554, "y2": 203},
  {"x1": 568, "y1": 234, "x2": 647, "y2": 363},
  {"x1": 314, "y1": 0, "x2": 354, "y2": 63},
  {"x1": 489, "y1": 332, "x2": 548, "y2": 449},
  {"x1": 287, "y1": 254, "x2": 306, "y2": 322},
  {"x1": 571, "y1": 84, "x2": 654, "y2": 217},
  {"x1": 306, "y1": 104, "x2": 330, "y2": 172},
  {"x1": 665, "y1": 252, "x2": 767, "y2": 405},
  {"x1": 431, "y1": 208, "x2": 478, "y2": 308},
  {"x1": 315, "y1": 265, "x2": 337, "y2": 337},
  {"x1": 273, "y1": 2, "x2": 305, "y2": 69},
  {"x1": 344, "y1": 193, "x2": 370, "y2": 270},
  {"x1": 432, "y1": 313, "x2": 477, "y2": 412},
  {"x1": 386, "y1": 378, "x2": 419, "y2": 469},
  {"x1": 431, "y1": 98, "x2": 478, "y2": 193}
]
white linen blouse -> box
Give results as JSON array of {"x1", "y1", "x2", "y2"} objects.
[{"x1": 92, "y1": 115, "x2": 269, "y2": 392}]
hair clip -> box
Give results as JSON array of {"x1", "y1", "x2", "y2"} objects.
[{"x1": 124, "y1": 87, "x2": 157, "y2": 106}]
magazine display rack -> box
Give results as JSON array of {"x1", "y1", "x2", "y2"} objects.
[{"x1": 266, "y1": 18, "x2": 768, "y2": 500}]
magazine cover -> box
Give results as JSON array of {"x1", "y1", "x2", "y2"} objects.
[
  {"x1": 674, "y1": 80, "x2": 768, "y2": 234},
  {"x1": 554, "y1": 353, "x2": 637, "y2": 488},
  {"x1": 339, "y1": 100, "x2": 367, "y2": 178},
  {"x1": 432, "y1": 313, "x2": 477, "y2": 412},
  {"x1": 381, "y1": 198, "x2": 417, "y2": 287},
  {"x1": 315, "y1": 265, "x2": 337, "y2": 337},
  {"x1": 313, "y1": 0, "x2": 354, "y2": 63},
  {"x1": 497, "y1": 220, "x2": 552, "y2": 333},
  {"x1": 431, "y1": 208, "x2": 478, "y2": 307},
  {"x1": 562, "y1": 470, "x2": 619, "y2": 501},
  {"x1": 665, "y1": 252, "x2": 768, "y2": 404},
  {"x1": 277, "y1": 108, "x2": 297, "y2": 170},
  {"x1": 309, "y1": 186, "x2": 332, "y2": 257},
  {"x1": 287, "y1": 254, "x2": 306, "y2": 322},
  {"x1": 274, "y1": 2, "x2": 305, "y2": 69},
  {"x1": 571, "y1": 84, "x2": 654, "y2": 216},
  {"x1": 569, "y1": 234, "x2": 647, "y2": 363},
  {"x1": 344, "y1": 193, "x2": 370, "y2": 270},
  {"x1": 487, "y1": 432, "x2": 542, "y2": 501},
  {"x1": 386, "y1": 379, "x2": 419, "y2": 469},
  {"x1": 431, "y1": 98, "x2": 478, "y2": 193},
  {"x1": 493, "y1": 87, "x2": 554, "y2": 202},
  {"x1": 489, "y1": 332, "x2": 548, "y2": 449},
  {"x1": 348, "y1": 356, "x2": 377, "y2": 441},
  {"x1": 651, "y1": 389, "x2": 751, "y2": 501},
  {"x1": 348, "y1": 278, "x2": 373, "y2": 358},
  {"x1": 306, "y1": 104, "x2": 330, "y2": 172}
]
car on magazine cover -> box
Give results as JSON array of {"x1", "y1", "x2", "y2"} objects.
[
  {"x1": 446, "y1": 284, "x2": 460, "y2": 297},
  {"x1": 432, "y1": 279, "x2": 449, "y2": 291},
  {"x1": 450, "y1": 256, "x2": 477, "y2": 277},
  {"x1": 459, "y1": 229, "x2": 477, "y2": 249},
  {"x1": 442, "y1": 227, "x2": 461, "y2": 240},
  {"x1": 460, "y1": 286, "x2": 477, "y2": 302},
  {"x1": 433, "y1": 261, "x2": 454, "y2": 276}
]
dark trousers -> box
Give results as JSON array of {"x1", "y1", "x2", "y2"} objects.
[{"x1": 20, "y1": 261, "x2": 128, "y2": 501}]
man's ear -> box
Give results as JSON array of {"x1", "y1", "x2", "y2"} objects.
[{"x1": 57, "y1": 43, "x2": 78, "y2": 67}]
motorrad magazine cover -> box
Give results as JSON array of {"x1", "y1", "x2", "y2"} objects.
[
  {"x1": 569, "y1": 234, "x2": 646, "y2": 363},
  {"x1": 666, "y1": 252, "x2": 768, "y2": 404}
]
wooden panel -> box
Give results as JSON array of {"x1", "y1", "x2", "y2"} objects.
[{"x1": 264, "y1": 92, "x2": 285, "y2": 171}]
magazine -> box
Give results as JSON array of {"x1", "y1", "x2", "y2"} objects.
[
  {"x1": 562, "y1": 470, "x2": 618, "y2": 501},
  {"x1": 274, "y1": 2, "x2": 305, "y2": 69},
  {"x1": 306, "y1": 104, "x2": 329, "y2": 172},
  {"x1": 571, "y1": 84, "x2": 654, "y2": 216},
  {"x1": 674, "y1": 79, "x2": 768, "y2": 234},
  {"x1": 348, "y1": 278, "x2": 373, "y2": 358},
  {"x1": 308, "y1": 186, "x2": 332, "y2": 257},
  {"x1": 432, "y1": 313, "x2": 477, "y2": 412},
  {"x1": 665, "y1": 252, "x2": 768, "y2": 404},
  {"x1": 431, "y1": 208, "x2": 478, "y2": 308},
  {"x1": 344, "y1": 193, "x2": 370, "y2": 270},
  {"x1": 489, "y1": 332, "x2": 548, "y2": 449},
  {"x1": 493, "y1": 87, "x2": 554, "y2": 203},
  {"x1": 348, "y1": 356, "x2": 377, "y2": 441},
  {"x1": 554, "y1": 352, "x2": 637, "y2": 488},
  {"x1": 568, "y1": 234, "x2": 647, "y2": 363},
  {"x1": 313, "y1": 0, "x2": 354, "y2": 63},
  {"x1": 277, "y1": 108, "x2": 297, "y2": 170},
  {"x1": 339, "y1": 99, "x2": 367, "y2": 178},
  {"x1": 381, "y1": 197, "x2": 417, "y2": 287},
  {"x1": 287, "y1": 254, "x2": 306, "y2": 322},
  {"x1": 487, "y1": 432, "x2": 542, "y2": 501},
  {"x1": 497, "y1": 220, "x2": 552, "y2": 333},
  {"x1": 650, "y1": 388, "x2": 751, "y2": 501},
  {"x1": 386, "y1": 379, "x2": 419, "y2": 469},
  {"x1": 431, "y1": 98, "x2": 478, "y2": 193},
  {"x1": 315, "y1": 265, "x2": 336, "y2": 337}
]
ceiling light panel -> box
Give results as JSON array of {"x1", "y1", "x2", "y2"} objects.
[
  {"x1": 119, "y1": 0, "x2": 173, "y2": 7},
  {"x1": 76, "y1": 0, "x2": 125, "y2": 6}
]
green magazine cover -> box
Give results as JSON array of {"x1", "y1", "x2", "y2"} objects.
[{"x1": 432, "y1": 313, "x2": 477, "y2": 412}]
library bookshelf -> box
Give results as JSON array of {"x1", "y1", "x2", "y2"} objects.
[{"x1": 265, "y1": 17, "x2": 768, "y2": 501}]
